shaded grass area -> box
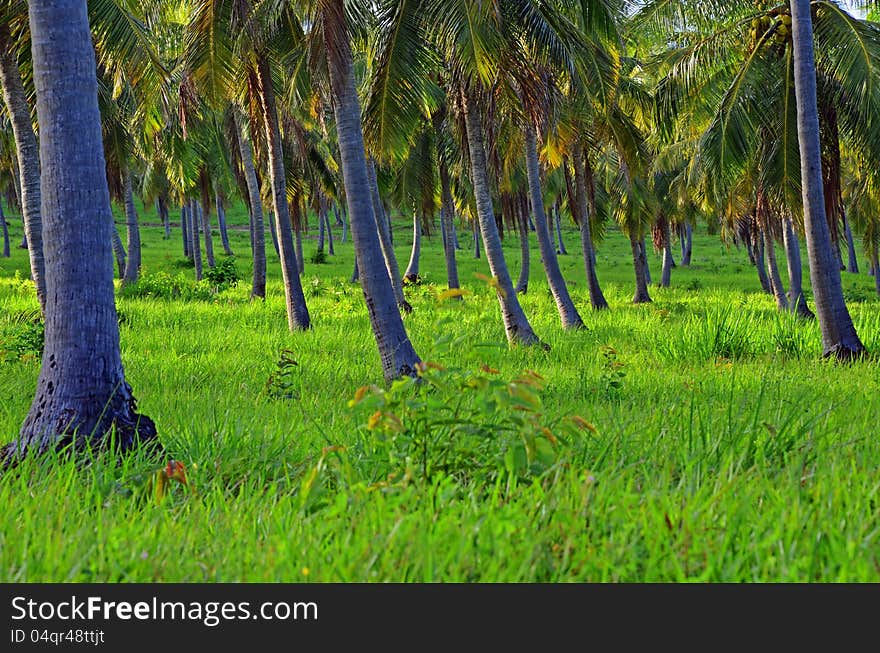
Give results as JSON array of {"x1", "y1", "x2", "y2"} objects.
[{"x1": 1, "y1": 199, "x2": 879, "y2": 581}]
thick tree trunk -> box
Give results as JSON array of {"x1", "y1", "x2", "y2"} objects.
[
  {"x1": 438, "y1": 155, "x2": 460, "y2": 293},
  {"x1": 0, "y1": 199, "x2": 10, "y2": 257},
  {"x1": 764, "y1": 227, "x2": 788, "y2": 311},
  {"x1": 11, "y1": 0, "x2": 156, "y2": 460},
  {"x1": 790, "y1": 0, "x2": 865, "y2": 358},
  {"x1": 515, "y1": 205, "x2": 530, "y2": 294},
  {"x1": 255, "y1": 54, "x2": 310, "y2": 330},
  {"x1": 190, "y1": 199, "x2": 203, "y2": 281},
  {"x1": 404, "y1": 213, "x2": 421, "y2": 282},
  {"x1": 111, "y1": 223, "x2": 126, "y2": 278},
  {"x1": 524, "y1": 125, "x2": 583, "y2": 329},
  {"x1": 216, "y1": 193, "x2": 233, "y2": 256},
  {"x1": 573, "y1": 145, "x2": 608, "y2": 310},
  {"x1": 235, "y1": 112, "x2": 266, "y2": 299},
  {"x1": 0, "y1": 23, "x2": 46, "y2": 313},
  {"x1": 631, "y1": 237, "x2": 652, "y2": 303},
  {"x1": 782, "y1": 216, "x2": 814, "y2": 318},
  {"x1": 181, "y1": 203, "x2": 190, "y2": 259},
  {"x1": 843, "y1": 213, "x2": 858, "y2": 274},
  {"x1": 462, "y1": 89, "x2": 543, "y2": 346},
  {"x1": 121, "y1": 169, "x2": 142, "y2": 287},
  {"x1": 324, "y1": 0, "x2": 421, "y2": 381},
  {"x1": 368, "y1": 158, "x2": 409, "y2": 311}
]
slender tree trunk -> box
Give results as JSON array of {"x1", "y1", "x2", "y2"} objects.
[
  {"x1": 524, "y1": 125, "x2": 583, "y2": 328},
  {"x1": 439, "y1": 155, "x2": 460, "y2": 293},
  {"x1": 842, "y1": 213, "x2": 858, "y2": 273},
  {"x1": 322, "y1": 198, "x2": 335, "y2": 255},
  {"x1": 235, "y1": 112, "x2": 266, "y2": 299},
  {"x1": 334, "y1": 203, "x2": 348, "y2": 244},
  {"x1": 680, "y1": 223, "x2": 693, "y2": 266},
  {"x1": 351, "y1": 256, "x2": 359, "y2": 283},
  {"x1": 267, "y1": 211, "x2": 279, "y2": 255},
  {"x1": 555, "y1": 204, "x2": 568, "y2": 255},
  {"x1": 190, "y1": 199, "x2": 203, "y2": 281},
  {"x1": 0, "y1": 199, "x2": 10, "y2": 257},
  {"x1": 515, "y1": 204, "x2": 530, "y2": 294},
  {"x1": 121, "y1": 169, "x2": 142, "y2": 286},
  {"x1": 217, "y1": 193, "x2": 233, "y2": 256},
  {"x1": 255, "y1": 54, "x2": 310, "y2": 330},
  {"x1": 631, "y1": 237, "x2": 652, "y2": 303},
  {"x1": 317, "y1": 200, "x2": 326, "y2": 252},
  {"x1": 111, "y1": 222, "x2": 126, "y2": 278},
  {"x1": 473, "y1": 218, "x2": 480, "y2": 258},
  {"x1": 368, "y1": 158, "x2": 409, "y2": 311},
  {"x1": 783, "y1": 216, "x2": 814, "y2": 318},
  {"x1": 660, "y1": 218, "x2": 674, "y2": 288},
  {"x1": 640, "y1": 237, "x2": 652, "y2": 286},
  {"x1": 0, "y1": 22, "x2": 46, "y2": 313},
  {"x1": 200, "y1": 198, "x2": 216, "y2": 268},
  {"x1": 181, "y1": 203, "x2": 190, "y2": 259},
  {"x1": 462, "y1": 88, "x2": 543, "y2": 346},
  {"x1": 754, "y1": 227, "x2": 772, "y2": 293},
  {"x1": 404, "y1": 213, "x2": 421, "y2": 282},
  {"x1": 324, "y1": 0, "x2": 421, "y2": 381},
  {"x1": 790, "y1": 0, "x2": 865, "y2": 358},
  {"x1": 11, "y1": 0, "x2": 156, "y2": 460},
  {"x1": 870, "y1": 241, "x2": 880, "y2": 297},
  {"x1": 293, "y1": 203, "x2": 305, "y2": 275},
  {"x1": 573, "y1": 145, "x2": 608, "y2": 310},
  {"x1": 764, "y1": 227, "x2": 788, "y2": 311},
  {"x1": 160, "y1": 196, "x2": 171, "y2": 240}
]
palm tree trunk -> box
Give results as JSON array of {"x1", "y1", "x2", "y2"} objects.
[
  {"x1": 216, "y1": 193, "x2": 233, "y2": 256},
  {"x1": 680, "y1": 223, "x2": 693, "y2": 266},
  {"x1": 12, "y1": 0, "x2": 156, "y2": 460},
  {"x1": 753, "y1": 226, "x2": 772, "y2": 293},
  {"x1": 199, "y1": 197, "x2": 216, "y2": 268},
  {"x1": 764, "y1": 227, "x2": 788, "y2": 311},
  {"x1": 323, "y1": 0, "x2": 421, "y2": 381},
  {"x1": 783, "y1": 216, "x2": 814, "y2": 318},
  {"x1": 473, "y1": 218, "x2": 480, "y2": 258},
  {"x1": 0, "y1": 22, "x2": 46, "y2": 313},
  {"x1": 573, "y1": 145, "x2": 608, "y2": 309},
  {"x1": 255, "y1": 53, "x2": 310, "y2": 330},
  {"x1": 181, "y1": 203, "x2": 190, "y2": 259},
  {"x1": 404, "y1": 213, "x2": 421, "y2": 282},
  {"x1": 438, "y1": 155, "x2": 460, "y2": 292},
  {"x1": 631, "y1": 237, "x2": 652, "y2": 303},
  {"x1": 870, "y1": 241, "x2": 880, "y2": 297},
  {"x1": 267, "y1": 211, "x2": 280, "y2": 255},
  {"x1": 524, "y1": 125, "x2": 583, "y2": 329},
  {"x1": 334, "y1": 203, "x2": 348, "y2": 244},
  {"x1": 368, "y1": 158, "x2": 409, "y2": 311},
  {"x1": 515, "y1": 203, "x2": 530, "y2": 294},
  {"x1": 462, "y1": 88, "x2": 543, "y2": 346},
  {"x1": 111, "y1": 222, "x2": 126, "y2": 278},
  {"x1": 160, "y1": 196, "x2": 171, "y2": 240},
  {"x1": 660, "y1": 218, "x2": 674, "y2": 288},
  {"x1": 842, "y1": 213, "x2": 858, "y2": 273},
  {"x1": 121, "y1": 169, "x2": 142, "y2": 286},
  {"x1": 0, "y1": 199, "x2": 10, "y2": 257},
  {"x1": 322, "y1": 198, "x2": 335, "y2": 255},
  {"x1": 790, "y1": 0, "x2": 865, "y2": 358},
  {"x1": 190, "y1": 199, "x2": 203, "y2": 281},
  {"x1": 317, "y1": 202, "x2": 326, "y2": 252},
  {"x1": 640, "y1": 237, "x2": 652, "y2": 286},
  {"x1": 235, "y1": 111, "x2": 266, "y2": 299},
  {"x1": 555, "y1": 204, "x2": 568, "y2": 255}
]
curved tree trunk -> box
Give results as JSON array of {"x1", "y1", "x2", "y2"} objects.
[
  {"x1": 216, "y1": 193, "x2": 233, "y2": 256},
  {"x1": 631, "y1": 237, "x2": 652, "y2": 304},
  {"x1": 121, "y1": 169, "x2": 142, "y2": 286},
  {"x1": 255, "y1": 53, "x2": 310, "y2": 330},
  {"x1": 790, "y1": 0, "x2": 865, "y2": 359},
  {"x1": 438, "y1": 154, "x2": 460, "y2": 293},
  {"x1": 0, "y1": 199, "x2": 10, "y2": 257},
  {"x1": 11, "y1": 0, "x2": 156, "y2": 461},
  {"x1": 368, "y1": 158, "x2": 409, "y2": 311},
  {"x1": 524, "y1": 125, "x2": 583, "y2": 329},
  {"x1": 404, "y1": 213, "x2": 421, "y2": 282},
  {"x1": 324, "y1": 0, "x2": 421, "y2": 381},
  {"x1": 181, "y1": 203, "x2": 190, "y2": 259},
  {"x1": 235, "y1": 112, "x2": 266, "y2": 299},
  {"x1": 764, "y1": 227, "x2": 788, "y2": 311},
  {"x1": 782, "y1": 216, "x2": 814, "y2": 318},
  {"x1": 190, "y1": 199, "x2": 203, "y2": 281},
  {"x1": 573, "y1": 145, "x2": 608, "y2": 310},
  {"x1": 0, "y1": 22, "x2": 46, "y2": 313},
  {"x1": 515, "y1": 203, "x2": 530, "y2": 294},
  {"x1": 462, "y1": 88, "x2": 543, "y2": 346}
]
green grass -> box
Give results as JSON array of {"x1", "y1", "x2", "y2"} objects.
[{"x1": 1, "y1": 199, "x2": 879, "y2": 581}]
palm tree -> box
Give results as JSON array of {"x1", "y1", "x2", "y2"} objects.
[{"x1": 7, "y1": 0, "x2": 156, "y2": 462}]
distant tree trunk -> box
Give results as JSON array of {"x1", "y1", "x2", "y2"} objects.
[
  {"x1": 438, "y1": 155, "x2": 460, "y2": 293},
  {"x1": 753, "y1": 226, "x2": 772, "y2": 293},
  {"x1": 473, "y1": 218, "x2": 480, "y2": 258},
  {"x1": 121, "y1": 169, "x2": 142, "y2": 286},
  {"x1": 870, "y1": 241, "x2": 880, "y2": 297},
  {"x1": 782, "y1": 216, "x2": 814, "y2": 318},
  {"x1": 190, "y1": 199, "x2": 203, "y2": 281},
  {"x1": 0, "y1": 199, "x2": 10, "y2": 257},
  {"x1": 181, "y1": 203, "x2": 190, "y2": 259},
  {"x1": 660, "y1": 219, "x2": 674, "y2": 288},
  {"x1": 631, "y1": 237, "x2": 652, "y2": 303},
  {"x1": 350, "y1": 256, "x2": 359, "y2": 283},
  {"x1": 267, "y1": 211, "x2": 280, "y2": 256},
  {"x1": 515, "y1": 204, "x2": 530, "y2": 294},
  {"x1": 640, "y1": 237, "x2": 652, "y2": 286},
  {"x1": 790, "y1": 0, "x2": 865, "y2": 358},
  {"x1": 317, "y1": 200, "x2": 326, "y2": 252},
  {"x1": 368, "y1": 158, "x2": 409, "y2": 311},
  {"x1": 0, "y1": 22, "x2": 46, "y2": 313},
  {"x1": 764, "y1": 227, "x2": 788, "y2": 311},
  {"x1": 235, "y1": 112, "x2": 266, "y2": 299},
  {"x1": 322, "y1": 198, "x2": 335, "y2": 255},
  {"x1": 255, "y1": 53, "x2": 310, "y2": 330},
  {"x1": 334, "y1": 203, "x2": 348, "y2": 244},
  {"x1": 404, "y1": 213, "x2": 421, "y2": 282},
  {"x1": 462, "y1": 87, "x2": 543, "y2": 346},
  {"x1": 159, "y1": 196, "x2": 171, "y2": 240},
  {"x1": 524, "y1": 124, "x2": 583, "y2": 329},
  {"x1": 572, "y1": 146, "x2": 608, "y2": 310},
  {"x1": 292, "y1": 199, "x2": 305, "y2": 276},
  {"x1": 217, "y1": 193, "x2": 233, "y2": 256},
  {"x1": 323, "y1": 0, "x2": 421, "y2": 380},
  {"x1": 555, "y1": 204, "x2": 567, "y2": 255},
  {"x1": 842, "y1": 213, "x2": 858, "y2": 273},
  {"x1": 11, "y1": 0, "x2": 156, "y2": 460},
  {"x1": 680, "y1": 223, "x2": 693, "y2": 266},
  {"x1": 199, "y1": 195, "x2": 216, "y2": 268},
  {"x1": 111, "y1": 222, "x2": 126, "y2": 278}
]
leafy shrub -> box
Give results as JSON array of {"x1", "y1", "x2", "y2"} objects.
[
  {"x1": 204, "y1": 256, "x2": 240, "y2": 291},
  {"x1": 263, "y1": 349, "x2": 300, "y2": 400},
  {"x1": 348, "y1": 363, "x2": 594, "y2": 490},
  {"x1": 310, "y1": 249, "x2": 328, "y2": 265},
  {"x1": 118, "y1": 272, "x2": 215, "y2": 301},
  {"x1": 597, "y1": 345, "x2": 626, "y2": 401},
  {"x1": 0, "y1": 310, "x2": 44, "y2": 362}
]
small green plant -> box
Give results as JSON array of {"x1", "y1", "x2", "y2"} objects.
[
  {"x1": 118, "y1": 272, "x2": 214, "y2": 301},
  {"x1": 0, "y1": 310, "x2": 44, "y2": 362},
  {"x1": 597, "y1": 345, "x2": 626, "y2": 401},
  {"x1": 684, "y1": 277, "x2": 704, "y2": 291},
  {"x1": 204, "y1": 256, "x2": 240, "y2": 290},
  {"x1": 264, "y1": 349, "x2": 300, "y2": 400},
  {"x1": 310, "y1": 249, "x2": 328, "y2": 265}
]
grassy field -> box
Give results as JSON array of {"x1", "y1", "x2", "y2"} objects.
[{"x1": 1, "y1": 199, "x2": 879, "y2": 582}]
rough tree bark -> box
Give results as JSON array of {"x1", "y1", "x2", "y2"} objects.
[
  {"x1": 121, "y1": 168, "x2": 142, "y2": 286},
  {"x1": 234, "y1": 111, "x2": 266, "y2": 298}
]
